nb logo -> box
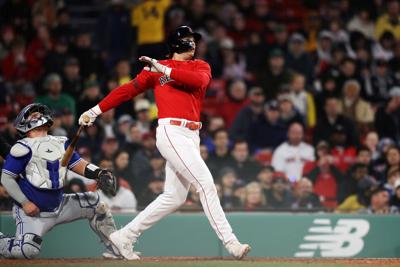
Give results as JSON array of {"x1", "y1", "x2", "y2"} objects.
[
  {"x1": 295, "y1": 219, "x2": 370, "y2": 258},
  {"x1": 45, "y1": 149, "x2": 53, "y2": 153}
]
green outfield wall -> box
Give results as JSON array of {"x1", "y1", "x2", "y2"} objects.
[{"x1": 1, "y1": 212, "x2": 399, "y2": 258}]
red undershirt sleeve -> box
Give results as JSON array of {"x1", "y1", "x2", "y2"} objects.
[
  {"x1": 169, "y1": 61, "x2": 211, "y2": 90},
  {"x1": 98, "y1": 70, "x2": 154, "y2": 112}
]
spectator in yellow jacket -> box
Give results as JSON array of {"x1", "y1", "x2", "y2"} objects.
[{"x1": 375, "y1": 0, "x2": 400, "y2": 39}]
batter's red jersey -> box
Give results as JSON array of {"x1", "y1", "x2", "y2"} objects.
[{"x1": 98, "y1": 59, "x2": 211, "y2": 122}]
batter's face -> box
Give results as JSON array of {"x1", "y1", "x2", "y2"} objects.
[{"x1": 174, "y1": 36, "x2": 196, "y2": 60}]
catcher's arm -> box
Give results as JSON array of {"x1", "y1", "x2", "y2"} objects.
[{"x1": 71, "y1": 160, "x2": 117, "y2": 196}]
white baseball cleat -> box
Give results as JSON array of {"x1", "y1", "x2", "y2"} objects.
[
  {"x1": 225, "y1": 240, "x2": 251, "y2": 260},
  {"x1": 108, "y1": 230, "x2": 140, "y2": 260}
]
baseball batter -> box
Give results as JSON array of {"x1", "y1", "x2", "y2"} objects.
[
  {"x1": 79, "y1": 26, "x2": 251, "y2": 260},
  {"x1": 0, "y1": 103, "x2": 135, "y2": 259}
]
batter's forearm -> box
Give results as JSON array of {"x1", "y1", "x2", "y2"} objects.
[
  {"x1": 99, "y1": 80, "x2": 143, "y2": 112},
  {"x1": 1, "y1": 171, "x2": 29, "y2": 205}
]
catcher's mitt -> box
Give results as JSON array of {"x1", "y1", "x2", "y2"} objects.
[{"x1": 97, "y1": 169, "x2": 117, "y2": 197}]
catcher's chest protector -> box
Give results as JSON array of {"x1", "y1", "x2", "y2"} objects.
[{"x1": 20, "y1": 136, "x2": 68, "y2": 189}]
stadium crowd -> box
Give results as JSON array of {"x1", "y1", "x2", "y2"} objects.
[{"x1": 1, "y1": 0, "x2": 400, "y2": 214}]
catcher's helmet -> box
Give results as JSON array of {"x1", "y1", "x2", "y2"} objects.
[
  {"x1": 14, "y1": 103, "x2": 54, "y2": 135},
  {"x1": 167, "y1": 26, "x2": 202, "y2": 55}
]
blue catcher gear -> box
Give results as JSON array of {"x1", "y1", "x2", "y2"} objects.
[{"x1": 14, "y1": 103, "x2": 54, "y2": 136}]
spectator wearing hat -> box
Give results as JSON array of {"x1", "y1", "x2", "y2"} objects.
[
  {"x1": 241, "y1": 181, "x2": 268, "y2": 211},
  {"x1": 304, "y1": 140, "x2": 344, "y2": 208},
  {"x1": 286, "y1": 33, "x2": 314, "y2": 82},
  {"x1": 256, "y1": 48, "x2": 292, "y2": 100},
  {"x1": 247, "y1": 100, "x2": 287, "y2": 152},
  {"x1": 207, "y1": 128, "x2": 235, "y2": 177},
  {"x1": 272, "y1": 122, "x2": 315, "y2": 182},
  {"x1": 62, "y1": 57, "x2": 82, "y2": 96},
  {"x1": 291, "y1": 178, "x2": 321, "y2": 210},
  {"x1": 359, "y1": 187, "x2": 398, "y2": 214},
  {"x1": 277, "y1": 92, "x2": 305, "y2": 127},
  {"x1": 60, "y1": 107, "x2": 78, "y2": 139},
  {"x1": 375, "y1": 0, "x2": 400, "y2": 39},
  {"x1": 35, "y1": 73, "x2": 76, "y2": 116},
  {"x1": 256, "y1": 166, "x2": 274, "y2": 196},
  {"x1": 217, "y1": 167, "x2": 242, "y2": 209},
  {"x1": 339, "y1": 79, "x2": 374, "y2": 133},
  {"x1": 289, "y1": 73, "x2": 316, "y2": 128},
  {"x1": 230, "y1": 86, "x2": 265, "y2": 141},
  {"x1": 313, "y1": 97, "x2": 358, "y2": 148},
  {"x1": 366, "y1": 58, "x2": 398, "y2": 103},
  {"x1": 315, "y1": 30, "x2": 334, "y2": 74},
  {"x1": 266, "y1": 173, "x2": 293, "y2": 209},
  {"x1": 77, "y1": 80, "x2": 104, "y2": 118},
  {"x1": 374, "y1": 87, "x2": 400, "y2": 143},
  {"x1": 44, "y1": 35, "x2": 69, "y2": 76},
  {"x1": 217, "y1": 79, "x2": 249, "y2": 129},
  {"x1": 230, "y1": 139, "x2": 262, "y2": 182},
  {"x1": 134, "y1": 98, "x2": 152, "y2": 135}
]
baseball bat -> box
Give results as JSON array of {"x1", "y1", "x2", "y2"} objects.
[{"x1": 61, "y1": 115, "x2": 90, "y2": 167}]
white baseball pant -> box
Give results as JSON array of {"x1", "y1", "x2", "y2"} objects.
[{"x1": 121, "y1": 118, "x2": 237, "y2": 245}]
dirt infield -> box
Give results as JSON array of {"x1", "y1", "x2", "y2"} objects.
[{"x1": 3, "y1": 257, "x2": 400, "y2": 266}]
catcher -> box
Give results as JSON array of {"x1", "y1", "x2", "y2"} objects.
[{"x1": 0, "y1": 103, "x2": 134, "y2": 259}]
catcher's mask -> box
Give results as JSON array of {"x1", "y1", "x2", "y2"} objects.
[{"x1": 14, "y1": 103, "x2": 54, "y2": 136}]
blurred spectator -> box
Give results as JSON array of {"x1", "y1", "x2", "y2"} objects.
[
  {"x1": 241, "y1": 181, "x2": 267, "y2": 211},
  {"x1": 44, "y1": 36, "x2": 69, "y2": 75},
  {"x1": 26, "y1": 24, "x2": 52, "y2": 69},
  {"x1": 79, "y1": 121, "x2": 104, "y2": 157},
  {"x1": 277, "y1": 92, "x2": 305, "y2": 127},
  {"x1": 113, "y1": 150, "x2": 135, "y2": 191},
  {"x1": 256, "y1": 166, "x2": 274, "y2": 196},
  {"x1": 244, "y1": 32, "x2": 268, "y2": 75},
  {"x1": 64, "y1": 178, "x2": 87, "y2": 194},
  {"x1": 359, "y1": 187, "x2": 398, "y2": 214},
  {"x1": 71, "y1": 30, "x2": 103, "y2": 79},
  {"x1": 365, "y1": 131, "x2": 380, "y2": 161},
  {"x1": 366, "y1": 59, "x2": 398, "y2": 103},
  {"x1": 201, "y1": 115, "x2": 226, "y2": 153},
  {"x1": 247, "y1": 100, "x2": 287, "y2": 152},
  {"x1": 0, "y1": 25, "x2": 15, "y2": 61},
  {"x1": 230, "y1": 140, "x2": 261, "y2": 182},
  {"x1": 99, "y1": 109, "x2": 117, "y2": 139},
  {"x1": 207, "y1": 128, "x2": 234, "y2": 177},
  {"x1": 217, "y1": 167, "x2": 242, "y2": 209},
  {"x1": 94, "y1": 137, "x2": 119, "y2": 163},
  {"x1": 2, "y1": 37, "x2": 40, "y2": 82},
  {"x1": 230, "y1": 86, "x2": 265, "y2": 141},
  {"x1": 390, "y1": 183, "x2": 400, "y2": 208},
  {"x1": 221, "y1": 41, "x2": 246, "y2": 80},
  {"x1": 125, "y1": 123, "x2": 143, "y2": 157},
  {"x1": 137, "y1": 176, "x2": 164, "y2": 208},
  {"x1": 266, "y1": 173, "x2": 293, "y2": 209},
  {"x1": 97, "y1": 179, "x2": 137, "y2": 212},
  {"x1": 134, "y1": 99, "x2": 152, "y2": 135},
  {"x1": 272, "y1": 123, "x2": 315, "y2": 182},
  {"x1": 376, "y1": 146, "x2": 400, "y2": 182},
  {"x1": 355, "y1": 145, "x2": 378, "y2": 179},
  {"x1": 372, "y1": 32, "x2": 395, "y2": 61},
  {"x1": 291, "y1": 178, "x2": 321, "y2": 210},
  {"x1": 338, "y1": 163, "x2": 376, "y2": 204},
  {"x1": 384, "y1": 167, "x2": 400, "y2": 195},
  {"x1": 315, "y1": 31, "x2": 334, "y2": 73},
  {"x1": 60, "y1": 107, "x2": 77, "y2": 139},
  {"x1": 289, "y1": 73, "x2": 316, "y2": 128},
  {"x1": 256, "y1": 48, "x2": 292, "y2": 100},
  {"x1": 375, "y1": 0, "x2": 400, "y2": 39},
  {"x1": 77, "y1": 80, "x2": 103, "y2": 119},
  {"x1": 96, "y1": 0, "x2": 132, "y2": 68},
  {"x1": 286, "y1": 33, "x2": 313, "y2": 81},
  {"x1": 339, "y1": 79, "x2": 374, "y2": 132},
  {"x1": 52, "y1": 7, "x2": 74, "y2": 39},
  {"x1": 306, "y1": 141, "x2": 344, "y2": 208},
  {"x1": 35, "y1": 73, "x2": 76, "y2": 116},
  {"x1": 218, "y1": 79, "x2": 249, "y2": 129},
  {"x1": 313, "y1": 97, "x2": 358, "y2": 147},
  {"x1": 347, "y1": 8, "x2": 375, "y2": 40},
  {"x1": 374, "y1": 87, "x2": 400, "y2": 143},
  {"x1": 62, "y1": 57, "x2": 82, "y2": 96},
  {"x1": 116, "y1": 114, "x2": 133, "y2": 144},
  {"x1": 132, "y1": 133, "x2": 158, "y2": 192}
]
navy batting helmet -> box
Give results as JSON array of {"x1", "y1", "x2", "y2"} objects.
[
  {"x1": 167, "y1": 26, "x2": 202, "y2": 55},
  {"x1": 14, "y1": 103, "x2": 54, "y2": 135}
]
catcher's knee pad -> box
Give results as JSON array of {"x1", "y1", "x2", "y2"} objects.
[
  {"x1": 70, "y1": 192, "x2": 100, "y2": 218},
  {"x1": 10, "y1": 233, "x2": 42, "y2": 259},
  {"x1": 89, "y1": 201, "x2": 117, "y2": 243}
]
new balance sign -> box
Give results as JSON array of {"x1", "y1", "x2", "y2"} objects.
[{"x1": 295, "y1": 218, "x2": 370, "y2": 257}]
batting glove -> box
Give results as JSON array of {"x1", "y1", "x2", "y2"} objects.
[
  {"x1": 139, "y1": 56, "x2": 172, "y2": 76},
  {"x1": 79, "y1": 105, "x2": 102, "y2": 126}
]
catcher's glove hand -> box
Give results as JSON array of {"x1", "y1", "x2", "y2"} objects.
[{"x1": 97, "y1": 169, "x2": 117, "y2": 197}]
